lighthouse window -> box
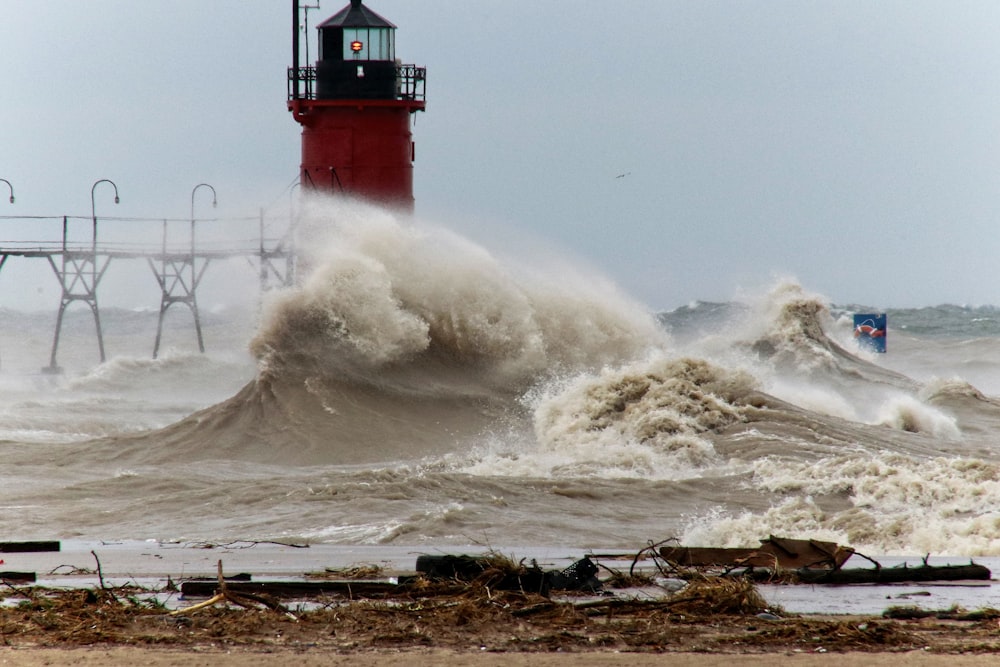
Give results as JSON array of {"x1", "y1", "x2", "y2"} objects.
[{"x1": 342, "y1": 27, "x2": 394, "y2": 60}]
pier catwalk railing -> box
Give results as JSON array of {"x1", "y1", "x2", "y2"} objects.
[{"x1": 0, "y1": 213, "x2": 296, "y2": 372}]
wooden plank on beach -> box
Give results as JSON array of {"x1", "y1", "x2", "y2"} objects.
[
  {"x1": 0, "y1": 571, "x2": 37, "y2": 582},
  {"x1": 794, "y1": 563, "x2": 991, "y2": 585},
  {"x1": 0, "y1": 541, "x2": 60, "y2": 553},
  {"x1": 184, "y1": 573, "x2": 253, "y2": 582},
  {"x1": 180, "y1": 579, "x2": 407, "y2": 598}
]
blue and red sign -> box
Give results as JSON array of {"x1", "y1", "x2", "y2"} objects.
[{"x1": 853, "y1": 313, "x2": 886, "y2": 353}]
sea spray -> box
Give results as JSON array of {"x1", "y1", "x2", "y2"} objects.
[
  {"x1": 252, "y1": 198, "x2": 665, "y2": 389},
  {"x1": 875, "y1": 394, "x2": 960, "y2": 438}
]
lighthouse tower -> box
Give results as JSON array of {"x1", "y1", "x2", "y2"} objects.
[{"x1": 287, "y1": 0, "x2": 426, "y2": 211}]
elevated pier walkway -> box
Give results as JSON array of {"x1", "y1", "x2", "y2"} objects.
[{"x1": 0, "y1": 213, "x2": 296, "y2": 371}]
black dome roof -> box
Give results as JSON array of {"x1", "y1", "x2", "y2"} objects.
[{"x1": 318, "y1": 0, "x2": 396, "y2": 30}]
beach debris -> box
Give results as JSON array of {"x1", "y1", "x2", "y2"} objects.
[
  {"x1": 597, "y1": 561, "x2": 658, "y2": 589},
  {"x1": 656, "y1": 535, "x2": 991, "y2": 585},
  {"x1": 180, "y1": 578, "x2": 405, "y2": 598},
  {"x1": 171, "y1": 560, "x2": 296, "y2": 619},
  {"x1": 182, "y1": 539, "x2": 309, "y2": 550},
  {"x1": 0, "y1": 543, "x2": 993, "y2": 652},
  {"x1": 893, "y1": 591, "x2": 932, "y2": 600},
  {"x1": 415, "y1": 553, "x2": 601, "y2": 595},
  {"x1": 0, "y1": 540, "x2": 60, "y2": 553},
  {"x1": 552, "y1": 556, "x2": 601, "y2": 591},
  {"x1": 659, "y1": 535, "x2": 853, "y2": 570},
  {"x1": 0, "y1": 572, "x2": 939, "y2": 653},
  {"x1": 665, "y1": 576, "x2": 775, "y2": 616},
  {"x1": 883, "y1": 605, "x2": 1000, "y2": 621},
  {"x1": 314, "y1": 563, "x2": 385, "y2": 579},
  {"x1": 91, "y1": 550, "x2": 111, "y2": 595},
  {"x1": 0, "y1": 541, "x2": 60, "y2": 583},
  {"x1": 183, "y1": 555, "x2": 601, "y2": 600},
  {"x1": 794, "y1": 562, "x2": 990, "y2": 585}
]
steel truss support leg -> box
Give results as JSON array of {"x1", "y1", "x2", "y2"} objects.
[
  {"x1": 148, "y1": 255, "x2": 209, "y2": 359},
  {"x1": 256, "y1": 207, "x2": 297, "y2": 293},
  {"x1": 257, "y1": 248, "x2": 296, "y2": 293},
  {"x1": 44, "y1": 252, "x2": 111, "y2": 372}
]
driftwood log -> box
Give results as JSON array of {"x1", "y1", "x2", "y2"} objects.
[{"x1": 794, "y1": 563, "x2": 990, "y2": 585}]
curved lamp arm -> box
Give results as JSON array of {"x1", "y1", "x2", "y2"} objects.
[
  {"x1": 0, "y1": 179, "x2": 13, "y2": 204},
  {"x1": 190, "y1": 183, "x2": 217, "y2": 255},
  {"x1": 91, "y1": 179, "x2": 120, "y2": 250}
]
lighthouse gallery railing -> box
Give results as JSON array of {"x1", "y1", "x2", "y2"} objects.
[{"x1": 287, "y1": 65, "x2": 426, "y2": 102}]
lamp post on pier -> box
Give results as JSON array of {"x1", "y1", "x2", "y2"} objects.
[
  {"x1": 91, "y1": 179, "x2": 120, "y2": 252},
  {"x1": 45, "y1": 179, "x2": 121, "y2": 372},
  {"x1": 190, "y1": 183, "x2": 217, "y2": 258}
]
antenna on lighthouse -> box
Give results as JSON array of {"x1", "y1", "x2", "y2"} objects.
[
  {"x1": 292, "y1": 1, "x2": 300, "y2": 97},
  {"x1": 302, "y1": 2, "x2": 320, "y2": 67}
]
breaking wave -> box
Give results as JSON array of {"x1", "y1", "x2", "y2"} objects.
[{"x1": 97, "y1": 199, "x2": 665, "y2": 467}]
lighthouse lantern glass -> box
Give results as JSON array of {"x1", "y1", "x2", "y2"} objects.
[{"x1": 342, "y1": 27, "x2": 394, "y2": 61}]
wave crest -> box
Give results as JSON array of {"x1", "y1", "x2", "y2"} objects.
[
  {"x1": 534, "y1": 355, "x2": 757, "y2": 455},
  {"x1": 251, "y1": 201, "x2": 664, "y2": 392}
]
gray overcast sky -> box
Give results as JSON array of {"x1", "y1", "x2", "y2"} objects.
[{"x1": 3, "y1": 1, "x2": 1000, "y2": 311}]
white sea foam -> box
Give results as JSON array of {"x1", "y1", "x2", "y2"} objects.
[
  {"x1": 684, "y1": 452, "x2": 1000, "y2": 554},
  {"x1": 874, "y1": 394, "x2": 960, "y2": 438},
  {"x1": 458, "y1": 352, "x2": 757, "y2": 480}
]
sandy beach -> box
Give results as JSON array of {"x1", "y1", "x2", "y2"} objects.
[
  {"x1": 4, "y1": 646, "x2": 1000, "y2": 666},
  {"x1": 1, "y1": 650, "x2": 1000, "y2": 666}
]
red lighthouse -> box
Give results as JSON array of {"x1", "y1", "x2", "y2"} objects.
[{"x1": 287, "y1": 0, "x2": 426, "y2": 212}]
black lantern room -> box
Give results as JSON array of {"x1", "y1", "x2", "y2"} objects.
[{"x1": 316, "y1": 0, "x2": 398, "y2": 100}]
